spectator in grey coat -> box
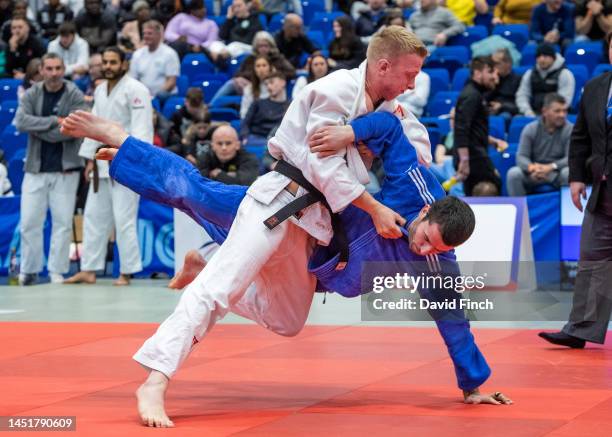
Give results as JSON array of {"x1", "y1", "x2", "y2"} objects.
[{"x1": 408, "y1": 0, "x2": 465, "y2": 50}]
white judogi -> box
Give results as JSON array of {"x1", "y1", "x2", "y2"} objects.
[
  {"x1": 79, "y1": 75, "x2": 153, "y2": 274},
  {"x1": 134, "y1": 62, "x2": 433, "y2": 377}
]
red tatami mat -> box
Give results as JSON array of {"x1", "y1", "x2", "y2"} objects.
[{"x1": 1, "y1": 322, "x2": 612, "y2": 436}]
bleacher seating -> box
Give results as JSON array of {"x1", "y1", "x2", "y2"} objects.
[
  {"x1": 489, "y1": 116, "x2": 506, "y2": 140},
  {"x1": 0, "y1": 79, "x2": 20, "y2": 103},
  {"x1": 425, "y1": 46, "x2": 469, "y2": 75},
  {"x1": 310, "y1": 11, "x2": 344, "y2": 35},
  {"x1": 520, "y1": 43, "x2": 560, "y2": 66},
  {"x1": 451, "y1": 68, "x2": 470, "y2": 91},
  {"x1": 162, "y1": 96, "x2": 184, "y2": 119},
  {"x1": 447, "y1": 25, "x2": 488, "y2": 50},
  {"x1": 306, "y1": 30, "x2": 327, "y2": 50},
  {"x1": 210, "y1": 107, "x2": 240, "y2": 122},
  {"x1": 268, "y1": 13, "x2": 285, "y2": 33},
  {"x1": 422, "y1": 68, "x2": 450, "y2": 101},
  {"x1": 1, "y1": 125, "x2": 27, "y2": 161},
  {"x1": 488, "y1": 148, "x2": 516, "y2": 196},
  {"x1": 508, "y1": 116, "x2": 536, "y2": 143},
  {"x1": 176, "y1": 75, "x2": 189, "y2": 96},
  {"x1": 426, "y1": 91, "x2": 459, "y2": 117},
  {"x1": 181, "y1": 54, "x2": 216, "y2": 83},
  {"x1": 564, "y1": 43, "x2": 603, "y2": 74},
  {"x1": 593, "y1": 64, "x2": 612, "y2": 76},
  {"x1": 302, "y1": 0, "x2": 327, "y2": 26},
  {"x1": 7, "y1": 150, "x2": 25, "y2": 195},
  {"x1": 191, "y1": 79, "x2": 225, "y2": 104},
  {"x1": 567, "y1": 64, "x2": 589, "y2": 109},
  {"x1": 0, "y1": 100, "x2": 18, "y2": 133},
  {"x1": 492, "y1": 24, "x2": 529, "y2": 50}
]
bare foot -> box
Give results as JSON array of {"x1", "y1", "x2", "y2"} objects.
[
  {"x1": 63, "y1": 271, "x2": 96, "y2": 284},
  {"x1": 60, "y1": 110, "x2": 128, "y2": 147},
  {"x1": 168, "y1": 250, "x2": 206, "y2": 290},
  {"x1": 136, "y1": 371, "x2": 174, "y2": 428},
  {"x1": 113, "y1": 274, "x2": 131, "y2": 286}
]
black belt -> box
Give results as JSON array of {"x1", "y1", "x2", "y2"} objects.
[{"x1": 264, "y1": 160, "x2": 349, "y2": 270}]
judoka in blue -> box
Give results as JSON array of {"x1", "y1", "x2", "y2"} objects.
[{"x1": 109, "y1": 112, "x2": 491, "y2": 393}]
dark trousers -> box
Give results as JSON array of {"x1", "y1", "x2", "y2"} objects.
[{"x1": 563, "y1": 182, "x2": 612, "y2": 343}]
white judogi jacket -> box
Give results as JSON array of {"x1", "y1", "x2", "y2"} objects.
[
  {"x1": 79, "y1": 75, "x2": 153, "y2": 178},
  {"x1": 247, "y1": 62, "x2": 432, "y2": 245}
]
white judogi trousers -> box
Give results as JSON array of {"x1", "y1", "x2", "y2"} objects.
[
  {"x1": 134, "y1": 191, "x2": 317, "y2": 378},
  {"x1": 81, "y1": 178, "x2": 142, "y2": 274},
  {"x1": 20, "y1": 172, "x2": 79, "y2": 275}
]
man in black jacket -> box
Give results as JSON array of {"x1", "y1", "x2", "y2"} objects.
[
  {"x1": 488, "y1": 48, "x2": 521, "y2": 123},
  {"x1": 274, "y1": 14, "x2": 317, "y2": 68},
  {"x1": 539, "y1": 32, "x2": 612, "y2": 349},
  {"x1": 197, "y1": 124, "x2": 259, "y2": 186},
  {"x1": 454, "y1": 56, "x2": 502, "y2": 196},
  {"x1": 5, "y1": 17, "x2": 45, "y2": 78}
]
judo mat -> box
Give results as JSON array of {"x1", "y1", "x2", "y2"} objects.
[{"x1": 2, "y1": 318, "x2": 612, "y2": 436}]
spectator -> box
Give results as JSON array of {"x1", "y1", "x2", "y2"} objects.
[
  {"x1": 260, "y1": 0, "x2": 302, "y2": 19},
  {"x1": 507, "y1": 93, "x2": 571, "y2": 196},
  {"x1": 17, "y1": 57, "x2": 42, "y2": 99},
  {"x1": 0, "y1": 152, "x2": 13, "y2": 197},
  {"x1": 118, "y1": 0, "x2": 152, "y2": 52},
  {"x1": 151, "y1": 0, "x2": 175, "y2": 26},
  {"x1": 1, "y1": 0, "x2": 40, "y2": 44},
  {"x1": 164, "y1": 0, "x2": 219, "y2": 59},
  {"x1": 291, "y1": 53, "x2": 329, "y2": 99},
  {"x1": 75, "y1": 0, "x2": 117, "y2": 53},
  {"x1": 492, "y1": 0, "x2": 542, "y2": 25},
  {"x1": 152, "y1": 110, "x2": 182, "y2": 153},
  {"x1": 328, "y1": 15, "x2": 366, "y2": 70},
  {"x1": 5, "y1": 18, "x2": 45, "y2": 79},
  {"x1": 197, "y1": 124, "x2": 259, "y2": 185},
  {"x1": 382, "y1": 8, "x2": 408, "y2": 28},
  {"x1": 356, "y1": 0, "x2": 389, "y2": 37},
  {"x1": 182, "y1": 121, "x2": 213, "y2": 163},
  {"x1": 130, "y1": 19, "x2": 180, "y2": 101},
  {"x1": 240, "y1": 54, "x2": 273, "y2": 118},
  {"x1": 409, "y1": 0, "x2": 465, "y2": 50},
  {"x1": 47, "y1": 21, "x2": 90, "y2": 80},
  {"x1": 454, "y1": 56, "x2": 503, "y2": 196},
  {"x1": 530, "y1": 0, "x2": 575, "y2": 48},
  {"x1": 37, "y1": 0, "x2": 73, "y2": 40},
  {"x1": 445, "y1": 0, "x2": 489, "y2": 26},
  {"x1": 65, "y1": 46, "x2": 153, "y2": 287},
  {"x1": 516, "y1": 43, "x2": 575, "y2": 117},
  {"x1": 0, "y1": 0, "x2": 13, "y2": 29},
  {"x1": 396, "y1": 70, "x2": 430, "y2": 117},
  {"x1": 274, "y1": 13, "x2": 317, "y2": 68},
  {"x1": 488, "y1": 48, "x2": 521, "y2": 121},
  {"x1": 210, "y1": 0, "x2": 264, "y2": 62},
  {"x1": 211, "y1": 31, "x2": 296, "y2": 105},
  {"x1": 575, "y1": 0, "x2": 612, "y2": 42},
  {"x1": 170, "y1": 87, "x2": 211, "y2": 144},
  {"x1": 80, "y1": 52, "x2": 103, "y2": 102},
  {"x1": 241, "y1": 71, "x2": 289, "y2": 146},
  {"x1": 13, "y1": 53, "x2": 87, "y2": 285}
]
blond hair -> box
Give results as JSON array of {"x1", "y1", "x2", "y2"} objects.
[{"x1": 366, "y1": 25, "x2": 428, "y2": 62}]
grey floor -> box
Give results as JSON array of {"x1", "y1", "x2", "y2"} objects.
[{"x1": 0, "y1": 279, "x2": 580, "y2": 331}]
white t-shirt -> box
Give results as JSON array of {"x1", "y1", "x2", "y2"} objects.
[{"x1": 129, "y1": 43, "x2": 180, "y2": 96}]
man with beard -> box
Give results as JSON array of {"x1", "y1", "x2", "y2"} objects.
[{"x1": 64, "y1": 47, "x2": 152, "y2": 286}]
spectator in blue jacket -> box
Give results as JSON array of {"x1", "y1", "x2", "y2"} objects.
[{"x1": 530, "y1": 0, "x2": 575, "y2": 48}]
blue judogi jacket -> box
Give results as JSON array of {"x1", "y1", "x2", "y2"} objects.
[{"x1": 109, "y1": 112, "x2": 491, "y2": 391}]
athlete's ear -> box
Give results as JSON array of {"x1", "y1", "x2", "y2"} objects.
[
  {"x1": 377, "y1": 58, "x2": 391, "y2": 74},
  {"x1": 419, "y1": 204, "x2": 431, "y2": 218}
]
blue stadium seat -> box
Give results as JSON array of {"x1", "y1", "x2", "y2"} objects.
[
  {"x1": 162, "y1": 96, "x2": 184, "y2": 119},
  {"x1": 567, "y1": 64, "x2": 589, "y2": 109},
  {"x1": 191, "y1": 79, "x2": 224, "y2": 103},
  {"x1": 302, "y1": 0, "x2": 327, "y2": 26},
  {"x1": 220, "y1": 0, "x2": 232, "y2": 15},
  {"x1": 230, "y1": 119, "x2": 241, "y2": 133},
  {"x1": 422, "y1": 68, "x2": 450, "y2": 100},
  {"x1": 210, "y1": 107, "x2": 239, "y2": 121},
  {"x1": 7, "y1": 154, "x2": 24, "y2": 194},
  {"x1": 0, "y1": 100, "x2": 17, "y2": 133},
  {"x1": 268, "y1": 13, "x2": 285, "y2": 33},
  {"x1": 151, "y1": 97, "x2": 160, "y2": 112},
  {"x1": 426, "y1": 126, "x2": 440, "y2": 153},
  {"x1": 474, "y1": 12, "x2": 493, "y2": 32},
  {"x1": 403, "y1": 8, "x2": 414, "y2": 19},
  {"x1": 564, "y1": 43, "x2": 603, "y2": 74},
  {"x1": 420, "y1": 116, "x2": 451, "y2": 137},
  {"x1": 521, "y1": 43, "x2": 560, "y2": 66},
  {"x1": 488, "y1": 115, "x2": 506, "y2": 140},
  {"x1": 512, "y1": 65, "x2": 530, "y2": 76},
  {"x1": 593, "y1": 63, "x2": 612, "y2": 76},
  {"x1": 567, "y1": 114, "x2": 577, "y2": 124},
  {"x1": 310, "y1": 11, "x2": 344, "y2": 34},
  {"x1": 426, "y1": 46, "x2": 469, "y2": 75},
  {"x1": 492, "y1": 24, "x2": 529, "y2": 50},
  {"x1": 176, "y1": 75, "x2": 189, "y2": 96},
  {"x1": 508, "y1": 116, "x2": 536, "y2": 143},
  {"x1": 1, "y1": 124, "x2": 27, "y2": 161},
  {"x1": 306, "y1": 30, "x2": 327, "y2": 50},
  {"x1": 181, "y1": 54, "x2": 216, "y2": 83},
  {"x1": 488, "y1": 149, "x2": 516, "y2": 196},
  {"x1": 427, "y1": 91, "x2": 459, "y2": 117},
  {"x1": 209, "y1": 15, "x2": 226, "y2": 27},
  {"x1": 448, "y1": 25, "x2": 489, "y2": 49},
  {"x1": 0, "y1": 79, "x2": 20, "y2": 103},
  {"x1": 451, "y1": 68, "x2": 470, "y2": 91},
  {"x1": 244, "y1": 144, "x2": 267, "y2": 160},
  {"x1": 227, "y1": 54, "x2": 250, "y2": 77}
]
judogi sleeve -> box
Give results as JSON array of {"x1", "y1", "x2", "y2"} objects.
[
  {"x1": 109, "y1": 136, "x2": 247, "y2": 236},
  {"x1": 128, "y1": 83, "x2": 154, "y2": 143}
]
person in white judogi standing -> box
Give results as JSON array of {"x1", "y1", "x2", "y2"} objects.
[
  {"x1": 64, "y1": 46, "x2": 153, "y2": 286},
  {"x1": 14, "y1": 52, "x2": 87, "y2": 286}
]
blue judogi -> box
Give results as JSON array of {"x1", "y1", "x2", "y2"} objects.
[{"x1": 109, "y1": 113, "x2": 491, "y2": 391}]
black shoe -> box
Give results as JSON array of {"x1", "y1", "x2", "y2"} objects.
[
  {"x1": 19, "y1": 273, "x2": 38, "y2": 286},
  {"x1": 538, "y1": 331, "x2": 586, "y2": 349}
]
